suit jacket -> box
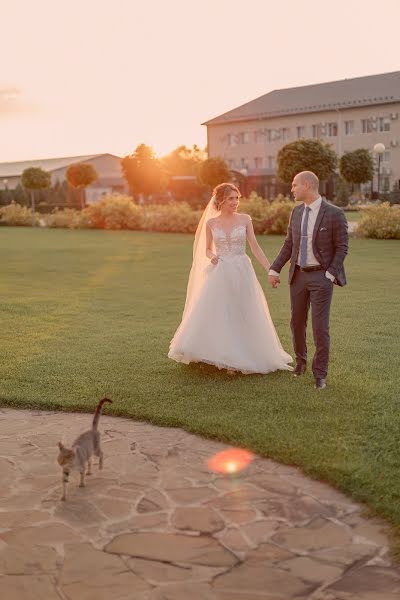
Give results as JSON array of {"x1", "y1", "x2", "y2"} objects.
[{"x1": 270, "y1": 199, "x2": 348, "y2": 286}]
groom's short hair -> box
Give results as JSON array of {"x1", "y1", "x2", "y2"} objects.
[{"x1": 297, "y1": 171, "x2": 319, "y2": 190}]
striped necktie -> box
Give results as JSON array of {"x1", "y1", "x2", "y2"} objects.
[{"x1": 299, "y1": 206, "x2": 311, "y2": 267}]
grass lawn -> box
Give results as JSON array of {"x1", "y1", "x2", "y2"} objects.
[
  {"x1": 1, "y1": 227, "x2": 399, "y2": 540},
  {"x1": 344, "y1": 210, "x2": 362, "y2": 222}
]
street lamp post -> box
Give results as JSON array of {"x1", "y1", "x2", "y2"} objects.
[
  {"x1": 373, "y1": 143, "x2": 385, "y2": 200},
  {"x1": 2, "y1": 179, "x2": 9, "y2": 205}
]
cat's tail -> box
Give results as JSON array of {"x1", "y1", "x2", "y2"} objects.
[{"x1": 92, "y1": 397, "x2": 113, "y2": 430}]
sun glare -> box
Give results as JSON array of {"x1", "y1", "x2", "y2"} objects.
[{"x1": 207, "y1": 448, "x2": 254, "y2": 475}]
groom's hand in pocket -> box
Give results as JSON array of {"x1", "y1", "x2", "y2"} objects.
[{"x1": 268, "y1": 274, "x2": 280, "y2": 288}]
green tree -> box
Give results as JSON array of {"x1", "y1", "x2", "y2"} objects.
[
  {"x1": 277, "y1": 139, "x2": 337, "y2": 183},
  {"x1": 12, "y1": 184, "x2": 29, "y2": 206},
  {"x1": 339, "y1": 148, "x2": 374, "y2": 189},
  {"x1": 121, "y1": 144, "x2": 167, "y2": 201},
  {"x1": 21, "y1": 167, "x2": 51, "y2": 225},
  {"x1": 197, "y1": 156, "x2": 231, "y2": 189},
  {"x1": 66, "y1": 163, "x2": 98, "y2": 210}
]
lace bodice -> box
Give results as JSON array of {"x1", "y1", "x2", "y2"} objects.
[{"x1": 211, "y1": 224, "x2": 247, "y2": 257}]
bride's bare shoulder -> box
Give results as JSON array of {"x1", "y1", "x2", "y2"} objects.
[
  {"x1": 206, "y1": 217, "x2": 218, "y2": 227},
  {"x1": 239, "y1": 213, "x2": 252, "y2": 222}
]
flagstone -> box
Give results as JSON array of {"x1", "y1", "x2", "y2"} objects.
[
  {"x1": 172, "y1": 507, "x2": 224, "y2": 533},
  {"x1": 0, "y1": 575, "x2": 60, "y2": 600},
  {"x1": 271, "y1": 517, "x2": 352, "y2": 552},
  {"x1": 105, "y1": 532, "x2": 238, "y2": 567},
  {"x1": 0, "y1": 407, "x2": 399, "y2": 598},
  {"x1": 213, "y1": 562, "x2": 313, "y2": 597}
]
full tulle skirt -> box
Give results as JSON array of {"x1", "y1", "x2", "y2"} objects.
[{"x1": 168, "y1": 254, "x2": 293, "y2": 374}]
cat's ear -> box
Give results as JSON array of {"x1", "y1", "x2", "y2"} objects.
[{"x1": 58, "y1": 442, "x2": 64, "y2": 450}]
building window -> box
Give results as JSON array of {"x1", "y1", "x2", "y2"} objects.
[
  {"x1": 312, "y1": 124, "x2": 321, "y2": 138},
  {"x1": 254, "y1": 157, "x2": 263, "y2": 169},
  {"x1": 228, "y1": 134, "x2": 236, "y2": 146},
  {"x1": 240, "y1": 132, "x2": 250, "y2": 144},
  {"x1": 378, "y1": 117, "x2": 390, "y2": 132},
  {"x1": 344, "y1": 120, "x2": 354, "y2": 135},
  {"x1": 361, "y1": 119, "x2": 373, "y2": 134},
  {"x1": 267, "y1": 156, "x2": 275, "y2": 169},
  {"x1": 327, "y1": 122, "x2": 338, "y2": 137},
  {"x1": 264, "y1": 129, "x2": 273, "y2": 142},
  {"x1": 240, "y1": 157, "x2": 249, "y2": 169},
  {"x1": 296, "y1": 126, "x2": 305, "y2": 139},
  {"x1": 383, "y1": 151, "x2": 391, "y2": 162},
  {"x1": 281, "y1": 128, "x2": 289, "y2": 141}
]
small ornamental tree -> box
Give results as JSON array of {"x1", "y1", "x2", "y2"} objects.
[
  {"x1": 339, "y1": 148, "x2": 374, "y2": 189},
  {"x1": 277, "y1": 139, "x2": 337, "y2": 184},
  {"x1": 66, "y1": 163, "x2": 98, "y2": 209},
  {"x1": 21, "y1": 167, "x2": 51, "y2": 225},
  {"x1": 197, "y1": 157, "x2": 231, "y2": 189}
]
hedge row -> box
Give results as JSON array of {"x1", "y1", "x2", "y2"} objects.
[{"x1": 1, "y1": 194, "x2": 399, "y2": 239}]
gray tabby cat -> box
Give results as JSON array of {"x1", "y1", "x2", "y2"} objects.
[{"x1": 57, "y1": 397, "x2": 112, "y2": 501}]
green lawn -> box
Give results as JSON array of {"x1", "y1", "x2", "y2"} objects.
[
  {"x1": 1, "y1": 227, "x2": 399, "y2": 541},
  {"x1": 344, "y1": 210, "x2": 362, "y2": 222}
]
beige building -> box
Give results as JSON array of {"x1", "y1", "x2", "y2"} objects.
[
  {"x1": 203, "y1": 71, "x2": 400, "y2": 199},
  {"x1": 0, "y1": 153, "x2": 127, "y2": 203}
]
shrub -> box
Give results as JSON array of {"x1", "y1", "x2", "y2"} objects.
[
  {"x1": 85, "y1": 194, "x2": 143, "y2": 230},
  {"x1": 142, "y1": 202, "x2": 201, "y2": 233},
  {"x1": 240, "y1": 192, "x2": 270, "y2": 234},
  {"x1": 240, "y1": 193, "x2": 293, "y2": 234},
  {"x1": 0, "y1": 202, "x2": 38, "y2": 226},
  {"x1": 44, "y1": 208, "x2": 93, "y2": 229},
  {"x1": 0, "y1": 194, "x2": 294, "y2": 235},
  {"x1": 357, "y1": 203, "x2": 400, "y2": 239}
]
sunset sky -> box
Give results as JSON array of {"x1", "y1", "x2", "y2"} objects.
[{"x1": 1, "y1": 0, "x2": 399, "y2": 162}]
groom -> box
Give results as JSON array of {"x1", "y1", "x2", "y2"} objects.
[{"x1": 268, "y1": 171, "x2": 348, "y2": 390}]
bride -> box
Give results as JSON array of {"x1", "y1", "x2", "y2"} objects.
[{"x1": 168, "y1": 183, "x2": 293, "y2": 374}]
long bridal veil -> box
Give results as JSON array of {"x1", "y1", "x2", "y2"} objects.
[{"x1": 181, "y1": 195, "x2": 219, "y2": 320}]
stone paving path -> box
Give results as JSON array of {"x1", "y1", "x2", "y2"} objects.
[{"x1": 0, "y1": 407, "x2": 399, "y2": 599}]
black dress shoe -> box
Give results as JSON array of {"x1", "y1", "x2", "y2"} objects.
[
  {"x1": 293, "y1": 364, "x2": 306, "y2": 377},
  {"x1": 315, "y1": 378, "x2": 327, "y2": 389}
]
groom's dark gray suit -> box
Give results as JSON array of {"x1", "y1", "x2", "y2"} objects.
[{"x1": 270, "y1": 199, "x2": 348, "y2": 379}]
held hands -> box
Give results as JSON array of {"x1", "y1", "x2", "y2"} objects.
[
  {"x1": 268, "y1": 274, "x2": 280, "y2": 288},
  {"x1": 210, "y1": 254, "x2": 219, "y2": 265}
]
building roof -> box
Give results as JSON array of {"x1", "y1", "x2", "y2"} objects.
[
  {"x1": 0, "y1": 153, "x2": 121, "y2": 179},
  {"x1": 203, "y1": 71, "x2": 400, "y2": 126}
]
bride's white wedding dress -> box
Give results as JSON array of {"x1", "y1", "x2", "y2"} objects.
[{"x1": 168, "y1": 221, "x2": 293, "y2": 374}]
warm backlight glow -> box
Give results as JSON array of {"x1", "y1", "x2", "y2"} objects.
[
  {"x1": 3, "y1": 1, "x2": 398, "y2": 163},
  {"x1": 208, "y1": 448, "x2": 254, "y2": 475}
]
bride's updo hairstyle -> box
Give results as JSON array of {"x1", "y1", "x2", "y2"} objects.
[{"x1": 212, "y1": 183, "x2": 241, "y2": 211}]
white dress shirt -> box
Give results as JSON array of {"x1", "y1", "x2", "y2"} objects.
[{"x1": 269, "y1": 196, "x2": 335, "y2": 281}]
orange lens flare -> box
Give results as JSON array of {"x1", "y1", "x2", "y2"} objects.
[{"x1": 207, "y1": 448, "x2": 254, "y2": 475}]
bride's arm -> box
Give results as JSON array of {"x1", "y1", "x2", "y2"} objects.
[
  {"x1": 206, "y1": 222, "x2": 219, "y2": 264},
  {"x1": 245, "y1": 215, "x2": 270, "y2": 270}
]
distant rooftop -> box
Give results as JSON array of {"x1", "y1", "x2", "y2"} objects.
[
  {"x1": 203, "y1": 71, "x2": 400, "y2": 126},
  {"x1": 0, "y1": 153, "x2": 121, "y2": 178}
]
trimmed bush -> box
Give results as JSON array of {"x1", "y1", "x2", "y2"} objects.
[
  {"x1": 240, "y1": 193, "x2": 293, "y2": 235},
  {"x1": 0, "y1": 193, "x2": 294, "y2": 236},
  {"x1": 142, "y1": 202, "x2": 201, "y2": 233},
  {"x1": 44, "y1": 208, "x2": 93, "y2": 229},
  {"x1": 0, "y1": 202, "x2": 38, "y2": 226},
  {"x1": 357, "y1": 203, "x2": 400, "y2": 239},
  {"x1": 85, "y1": 194, "x2": 143, "y2": 230}
]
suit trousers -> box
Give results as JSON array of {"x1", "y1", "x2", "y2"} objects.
[{"x1": 290, "y1": 267, "x2": 334, "y2": 379}]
